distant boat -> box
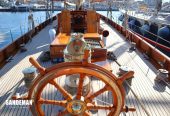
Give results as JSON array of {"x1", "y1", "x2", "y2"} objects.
[
  {"x1": 119, "y1": 1, "x2": 170, "y2": 57},
  {"x1": 10, "y1": 4, "x2": 33, "y2": 12}
]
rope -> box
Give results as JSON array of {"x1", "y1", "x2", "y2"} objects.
[{"x1": 116, "y1": 30, "x2": 170, "y2": 96}]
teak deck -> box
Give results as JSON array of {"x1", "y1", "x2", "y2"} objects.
[{"x1": 0, "y1": 19, "x2": 170, "y2": 116}]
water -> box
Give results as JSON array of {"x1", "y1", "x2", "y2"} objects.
[
  {"x1": 0, "y1": 11, "x2": 61, "y2": 49},
  {"x1": 0, "y1": 11, "x2": 121, "y2": 49},
  {"x1": 97, "y1": 11, "x2": 121, "y2": 23}
]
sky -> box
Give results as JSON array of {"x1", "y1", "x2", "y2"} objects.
[
  {"x1": 163, "y1": 0, "x2": 170, "y2": 2},
  {"x1": 159, "y1": 0, "x2": 169, "y2": 3},
  {"x1": 135, "y1": 0, "x2": 170, "y2": 2}
]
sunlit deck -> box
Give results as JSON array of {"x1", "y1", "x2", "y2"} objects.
[{"x1": 0, "y1": 19, "x2": 170, "y2": 116}]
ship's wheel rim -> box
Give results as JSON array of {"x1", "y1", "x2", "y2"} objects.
[{"x1": 29, "y1": 62, "x2": 124, "y2": 116}]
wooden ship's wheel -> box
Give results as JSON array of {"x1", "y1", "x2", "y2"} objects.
[{"x1": 23, "y1": 55, "x2": 134, "y2": 116}]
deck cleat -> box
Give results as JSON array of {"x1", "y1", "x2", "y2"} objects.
[
  {"x1": 107, "y1": 51, "x2": 117, "y2": 61},
  {"x1": 20, "y1": 44, "x2": 27, "y2": 52},
  {"x1": 129, "y1": 42, "x2": 136, "y2": 51}
]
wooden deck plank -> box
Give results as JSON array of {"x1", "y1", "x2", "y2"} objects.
[{"x1": 128, "y1": 52, "x2": 170, "y2": 115}]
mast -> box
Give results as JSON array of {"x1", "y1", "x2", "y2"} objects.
[
  {"x1": 122, "y1": 0, "x2": 128, "y2": 30},
  {"x1": 75, "y1": 0, "x2": 85, "y2": 10},
  {"x1": 154, "y1": 0, "x2": 162, "y2": 16},
  {"x1": 107, "y1": 0, "x2": 113, "y2": 19},
  {"x1": 88, "y1": 0, "x2": 91, "y2": 8},
  {"x1": 52, "y1": 0, "x2": 54, "y2": 13}
]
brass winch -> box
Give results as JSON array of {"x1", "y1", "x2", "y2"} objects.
[
  {"x1": 22, "y1": 67, "x2": 36, "y2": 89},
  {"x1": 155, "y1": 69, "x2": 169, "y2": 82},
  {"x1": 64, "y1": 33, "x2": 91, "y2": 96}
]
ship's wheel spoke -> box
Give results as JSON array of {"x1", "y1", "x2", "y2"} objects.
[
  {"x1": 76, "y1": 73, "x2": 86, "y2": 100},
  {"x1": 87, "y1": 104, "x2": 113, "y2": 110},
  {"x1": 38, "y1": 98, "x2": 67, "y2": 107},
  {"x1": 83, "y1": 111, "x2": 91, "y2": 116},
  {"x1": 108, "y1": 110, "x2": 115, "y2": 116},
  {"x1": 49, "y1": 79, "x2": 72, "y2": 101},
  {"x1": 58, "y1": 109, "x2": 68, "y2": 116},
  {"x1": 85, "y1": 85, "x2": 109, "y2": 103}
]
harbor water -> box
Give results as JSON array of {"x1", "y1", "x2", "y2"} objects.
[
  {"x1": 0, "y1": 11, "x2": 121, "y2": 49},
  {"x1": 0, "y1": 11, "x2": 60, "y2": 49}
]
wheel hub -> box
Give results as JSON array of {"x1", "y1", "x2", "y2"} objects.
[{"x1": 67, "y1": 100, "x2": 86, "y2": 115}]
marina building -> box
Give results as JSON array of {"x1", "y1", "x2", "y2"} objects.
[{"x1": 15, "y1": 0, "x2": 46, "y2": 4}]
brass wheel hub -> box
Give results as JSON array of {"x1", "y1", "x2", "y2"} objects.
[{"x1": 67, "y1": 100, "x2": 87, "y2": 115}]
